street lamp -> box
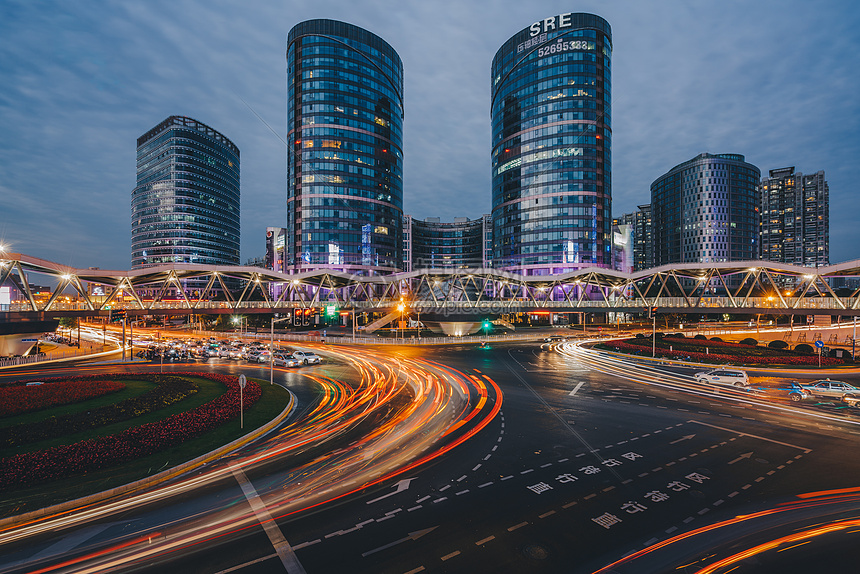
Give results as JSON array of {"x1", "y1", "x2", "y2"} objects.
[
  {"x1": 270, "y1": 315, "x2": 292, "y2": 386},
  {"x1": 232, "y1": 315, "x2": 246, "y2": 338}
]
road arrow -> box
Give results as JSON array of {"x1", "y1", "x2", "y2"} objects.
[
  {"x1": 669, "y1": 434, "x2": 696, "y2": 445},
  {"x1": 366, "y1": 478, "x2": 416, "y2": 504},
  {"x1": 361, "y1": 527, "x2": 438, "y2": 557},
  {"x1": 569, "y1": 382, "x2": 586, "y2": 396},
  {"x1": 728, "y1": 452, "x2": 754, "y2": 465}
]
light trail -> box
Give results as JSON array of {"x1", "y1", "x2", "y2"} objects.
[{"x1": 0, "y1": 344, "x2": 501, "y2": 573}]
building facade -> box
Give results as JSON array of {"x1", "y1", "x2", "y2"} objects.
[
  {"x1": 632, "y1": 204, "x2": 653, "y2": 271},
  {"x1": 611, "y1": 212, "x2": 634, "y2": 273},
  {"x1": 287, "y1": 19, "x2": 404, "y2": 275},
  {"x1": 760, "y1": 167, "x2": 829, "y2": 267},
  {"x1": 651, "y1": 153, "x2": 760, "y2": 266},
  {"x1": 491, "y1": 13, "x2": 612, "y2": 275},
  {"x1": 131, "y1": 116, "x2": 240, "y2": 268},
  {"x1": 403, "y1": 216, "x2": 492, "y2": 272}
]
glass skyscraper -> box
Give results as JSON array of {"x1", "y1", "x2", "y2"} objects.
[
  {"x1": 287, "y1": 19, "x2": 404, "y2": 274},
  {"x1": 651, "y1": 153, "x2": 760, "y2": 265},
  {"x1": 131, "y1": 116, "x2": 240, "y2": 269},
  {"x1": 491, "y1": 13, "x2": 612, "y2": 275}
]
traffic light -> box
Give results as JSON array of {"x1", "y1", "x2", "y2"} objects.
[
  {"x1": 112, "y1": 309, "x2": 126, "y2": 322},
  {"x1": 302, "y1": 308, "x2": 311, "y2": 327}
]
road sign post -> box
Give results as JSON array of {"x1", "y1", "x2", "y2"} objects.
[
  {"x1": 815, "y1": 339, "x2": 824, "y2": 368},
  {"x1": 238, "y1": 374, "x2": 246, "y2": 429}
]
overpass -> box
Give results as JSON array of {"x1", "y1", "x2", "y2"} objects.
[{"x1": 3, "y1": 251, "x2": 860, "y2": 319}]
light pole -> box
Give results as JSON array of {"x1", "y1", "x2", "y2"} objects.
[
  {"x1": 270, "y1": 315, "x2": 292, "y2": 385},
  {"x1": 397, "y1": 302, "x2": 405, "y2": 343}
]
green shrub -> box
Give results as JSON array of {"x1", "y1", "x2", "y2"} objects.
[
  {"x1": 635, "y1": 333, "x2": 645, "y2": 339},
  {"x1": 768, "y1": 340, "x2": 789, "y2": 349},
  {"x1": 739, "y1": 338, "x2": 758, "y2": 346},
  {"x1": 710, "y1": 337, "x2": 723, "y2": 342},
  {"x1": 794, "y1": 343, "x2": 814, "y2": 354},
  {"x1": 694, "y1": 334, "x2": 707, "y2": 340}
]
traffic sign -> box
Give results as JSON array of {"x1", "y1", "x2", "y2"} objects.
[
  {"x1": 814, "y1": 340, "x2": 824, "y2": 348},
  {"x1": 238, "y1": 374, "x2": 247, "y2": 388}
]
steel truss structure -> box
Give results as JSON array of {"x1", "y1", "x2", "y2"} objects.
[{"x1": 4, "y1": 252, "x2": 860, "y2": 316}]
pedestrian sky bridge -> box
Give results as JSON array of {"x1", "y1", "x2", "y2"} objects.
[{"x1": 4, "y1": 251, "x2": 860, "y2": 317}]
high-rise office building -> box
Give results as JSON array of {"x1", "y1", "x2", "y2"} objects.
[
  {"x1": 491, "y1": 13, "x2": 612, "y2": 275},
  {"x1": 760, "y1": 167, "x2": 829, "y2": 267},
  {"x1": 651, "y1": 153, "x2": 760, "y2": 266},
  {"x1": 611, "y1": 212, "x2": 634, "y2": 273},
  {"x1": 402, "y1": 215, "x2": 492, "y2": 272},
  {"x1": 131, "y1": 116, "x2": 240, "y2": 269},
  {"x1": 633, "y1": 204, "x2": 653, "y2": 271},
  {"x1": 286, "y1": 19, "x2": 404, "y2": 274}
]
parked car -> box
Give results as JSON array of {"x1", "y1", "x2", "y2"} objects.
[
  {"x1": 796, "y1": 379, "x2": 860, "y2": 402},
  {"x1": 273, "y1": 353, "x2": 300, "y2": 367},
  {"x1": 693, "y1": 369, "x2": 749, "y2": 388},
  {"x1": 291, "y1": 350, "x2": 322, "y2": 365}
]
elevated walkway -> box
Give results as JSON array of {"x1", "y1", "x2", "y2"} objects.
[{"x1": 361, "y1": 310, "x2": 401, "y2": 334}]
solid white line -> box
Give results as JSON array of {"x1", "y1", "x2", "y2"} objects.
[
  {"x1": 687, "y1": 419, "x2": 812, "y2": 453},
  {"x1": 569, "y1": 381, "x2": 586, "y2": 396},
  {"x1": 230, "y1": 464, "x2": 306, "y2": 574}
]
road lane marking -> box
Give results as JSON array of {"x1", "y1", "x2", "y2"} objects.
[
  {"x1": 416, "y1": 496, "x2": 431, "y2": 503},
  {"x1": 479, "y1": 482, "x2": 493, "y2": 488},
  {"x1": 562, "y1": 501, "x2": 577, "y2": 508},
  {"x1": 569, "y1": 381, "x2": 586, "y2": 396},
  {"x1": 501, "y1": 475, "x2": 513, "y2": 481},
  {"x1": 404, "y1": 567, "x2": 425, "y2": 574},
  {"x1": 408, "y1": 506, "x2": 422, "y2": 512},
  {"x1": 584, "y1": 493, "x2": 597, "y2": 500},
  {"x1": 440, "y1": 485, "x2": 451, "y2": 491},
  {"x1": 539, "y1": 510, "x2": 556, "y2": 518},
  {"x1": 441, "y1": 551, "x2": 460, "y2": 561},
  {"x1": 665, "y1": 526, "x2": 677, "y2": 534},
  {"x1": 540, "y1": 463, "x2": 553, "y2": 468},
  {"x1": 689, "y1": 420, "x2": 812, "y2": 453},
  {"x1": 214, "y1": 553, "x2": 279, "y2": 573},
  {"x1": 472, "y1": 464, "x2": 482, "y2": 471},
  {"x1": 521, "y1": 469, "x2": 534, "y2": 474},
  {"x1": 433, "y1": 497, "x2": 448, "y2": 503},
  {"x1": 457, "y1": 475, "x2": 468, "y2": 481},
  {"x1": 475, "y1": 536, "x2": 495, "y2": 545},
  {"x1": 683, "y1": 517, "x2": 694, "y2": 524},
  {"x1": 230, "y1": 464, "x2": 306, "y2": 574},
  {"x1": 456, "y1": 490, "x2": 469, "y2": 496},
  {"x1": 508, "y1": 522, "x2": 528, "y2": 531},
  {"x1": 558, "y1": 457, "x2": 569, "y2": 462}
]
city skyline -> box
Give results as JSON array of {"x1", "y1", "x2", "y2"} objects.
[{"x1": 1, "y1": 0, "x2": 858, "y2": 270}]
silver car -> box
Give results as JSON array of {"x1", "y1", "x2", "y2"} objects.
[
  {"x1": 694, "y1": 369, "x2": 749, "y2": 388},
  {"x1": 798, "y1": 379, "x2": 860, "y2": 401}
]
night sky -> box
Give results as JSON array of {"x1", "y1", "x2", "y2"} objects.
[{"x1": 1, "y1": 0, "x2": 858, "y2": 270}]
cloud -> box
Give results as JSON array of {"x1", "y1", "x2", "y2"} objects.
[{"x1": 0, "y1": 0, "x2": 858, "y2": 269}]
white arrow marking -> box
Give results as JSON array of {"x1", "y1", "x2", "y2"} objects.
[
  {"x1": 361, "y1": 527, "x2": 438, "y2": 557},
  {"x1": 366, "y1": 478, "x2": 416, "y2": 504},
  {"x1": 569, "y1": 382, "x2": 586, "y2": 396},
  {"x1": 728, "y1": 452, "x2": 754, "y2": 465},
  {"x1": 670, "y1": 434, "x2": 696, "y2": 445}
]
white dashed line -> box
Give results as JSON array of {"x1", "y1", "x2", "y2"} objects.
[
  {"x1": 478, "y1": 482, "x2": 493, "y2": 488},
  {"x1": 508, "y1": 522, "x2": 529, "y2": 531},
  {"x1": 622, "y1": 479, "x2": 633, "y2": 485},
  {"x1": 540, "y1": 463, "x2": 553, "y2": 468},
  {"x1": 293, "y1": 539, "x2": 320, "y2": 550},
  {"x1": 755, "y1": 477, "x2": 765, "y2": 482},
  {"x1": 665, "y1": 526, "x2": 677, "y2": 534},
  {"x1": 521, "y1": 469, "x2": 534, "y2": 475},
  {"x1": 404, "y1": 567, "x2": 425, "y2": 574},
  {"x1": 456, "y1": 490, "x2": 469, "y2": 496},
  {"x1": 697, "y1": 508, "x2": 710, "y2": 515},
  {"x1": 584, "y1": 493, "x2": 597, "y2": 500},
  {"x1": 407, "y1": 505, "x2": 422, "y2": 512},
  {"x1": 562, "y1": 501, "x2": 577, "y2": 509},
  {"x1": 472, "y1": 464, "x2": 482, "y2": 471},
  {"x1": 456, "y1": 475, "x2": 468, "y2": 482},
  {"x1": 644, "y1": 537, "x2": 658, "y2": 546},
  {"x1": 475, "y1": 536, "x2": 495, "y2": 545},
  {"x1": 558, "y1": 458, "x2": 569, "y2": 463},
  {"x1": 539, "y1": 510, "x2": 556, "y2": 518},
  {"x1": 742, "y1": 484, "x2": 751, "y2": 490},
  {"x1": 683, "y1": 517, "x2": 694, "y2": 524},
  {"x1": 492, "y1": 445, "x2": 498, "y2": 452},
  {"x1": 728, "y1": 491, "x2": 739, "y2": 497},
  {"x1": 434, "y1": 497, "x2": 448, "y2": 503},
  {"x1": 416, "y1": 496, "x2": 431, "y2": 503},
  {"x1": 440, "y1": 485, "x2": 451, "y2": 491},
  {"x1": 713, "y1": 499, "x2": 724, "y2": 506},
  {"x1": 483, "y1": 455, "x2": 491, "y2": 461},
  {"x1": 441, "y1": 551, "x2": 460, "y2": 561}
]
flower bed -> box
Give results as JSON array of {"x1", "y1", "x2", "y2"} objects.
[
  {"x1": 0, "y1": 375, "x2": 198, "y2": 449},
  {"x1": 0, "y1": 373, "x2": 261, "y2": 490},
  {"x1": 0, "y1": 380, "x2": 126, "y2": 417},
  {"x1": 602, "y1": 340, "x2": 842, "y2": 366}
]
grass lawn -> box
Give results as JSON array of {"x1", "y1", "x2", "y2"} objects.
[{"x1": 0, "y1": 378, "x2": 292, "y2": 518}]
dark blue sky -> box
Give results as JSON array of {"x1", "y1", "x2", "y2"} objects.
[{"x1": 1, "y1": 0, "x2": 858, "y2": 270}]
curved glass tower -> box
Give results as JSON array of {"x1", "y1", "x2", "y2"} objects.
[
  {"x1": 287, "y1": 19, "x2": 404, "y2": 274},
  {"x1": 651, "y1": 153, "x2": 760, "y2": 265},
  {"x1": 491, "y1": 13, "x2": 612, "y2": 275},
  {"x1": 131, "y1": 116, "x2": 240, "y2": 268}
]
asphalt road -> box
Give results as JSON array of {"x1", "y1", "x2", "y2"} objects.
[{"x1": 3, "y1": 342, "x2": 860, "y2": 573}]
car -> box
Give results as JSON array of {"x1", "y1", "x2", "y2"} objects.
[
  {"x1": 217, "y1": 347, "x2": 231, "y2": 358},
  {"x1": 254, "y1": 351, "x2": 272, "y2": 363},
  {"x1": 291, "y1": 350, "x2": 322, "y2": 365},
  {"x1": 693, "y1": 369, "x2": 749, "y2": 388},
  {"x1": 245, "y1": 349, "x2": 262, "y2": 362},
  {"x1": 797, "y1": 379, "x2": 860, "y2": 402},
  {"x1": 273, "y1": 353, "x2": 300, "y2": 367},
  {"x1": 228, "y1": 348, "x2": 244, "y2": 360}
]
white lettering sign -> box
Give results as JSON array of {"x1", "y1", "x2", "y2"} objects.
[{"x1": 531, "y1": 12, "x2": 574, "y2": 37}]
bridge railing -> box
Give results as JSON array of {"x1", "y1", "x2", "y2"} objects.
[{"x1": 4, "y1": 296, "x2": 860, "y2": 313}]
